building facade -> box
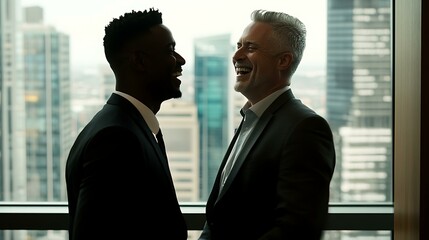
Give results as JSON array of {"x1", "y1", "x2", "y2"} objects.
[
  {"x1": 194, "y1": 34, "x2": 231, "y2": 200},
  {"x1": 22, "y1": 6, "x2": 71, "y2": 202},
  {"x1": 326, "y1": 0, "x2": 392, "y2": 238}
]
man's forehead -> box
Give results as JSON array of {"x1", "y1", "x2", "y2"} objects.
[{"x1": 140, "y1": 25, "x2": 174, "y2": 45}]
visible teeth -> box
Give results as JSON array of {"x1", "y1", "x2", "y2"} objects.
[
  {"x1": 235, "y1": 67, "x2": 251, "y2": 74},
  {"x1": 172, "y1": 72, "x2": 182, "y2": 77}
]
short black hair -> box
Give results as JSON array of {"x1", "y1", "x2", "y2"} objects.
[{"x1": 103, "y1": 8, "x2": 162, "y2": 64}]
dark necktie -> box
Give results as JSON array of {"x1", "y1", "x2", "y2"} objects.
[{"x1": 156, "y1": 129, "x2": 167, "y2": 158}]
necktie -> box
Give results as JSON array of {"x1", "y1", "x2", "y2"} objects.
[
  {"x1": 156, "y1": 129, "x2": 167, "y2": 158},
  {"x1": 220, "y1": 109, "x2": 258, "y2": 189}
]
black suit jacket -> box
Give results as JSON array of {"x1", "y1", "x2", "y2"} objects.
[
  {"x1": 66, "y1": 93, "x2": 187, "y2": 240},
  {"x1": 200, "y1": 90, "x2": 336, "y2": 240}
]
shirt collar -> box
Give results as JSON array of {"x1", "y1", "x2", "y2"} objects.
[
  {"x1": 113, "y1": 91, "x2": 159, "y2": 134},
  {"x1": 243, "y1": 86, "x2": 290, "y2": 117}
]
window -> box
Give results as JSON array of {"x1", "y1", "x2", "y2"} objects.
[{"x1": 0, "y1": 0, "x2": 398, "y2": 239}]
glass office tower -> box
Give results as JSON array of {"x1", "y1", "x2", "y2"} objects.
[
  {"x1": 326, "y1": 0, "x2": 393, "y2": 239},
  {"x1": 22, "y1": 6, "x2": 71, "y2": 202},
  {"x1": 0, "y1": 0, "x2": 27, "y2": 203},
  {"x1": 194, "y1": 34, "x2": 237, "y2": 200},
  {"x1": 158, "y1": 100, "x2": 200, "y2": 203},
  {"x1": 326, "y1": 0, "x2": 392, "y2": 238},
  {"x1": 327, "y1": 0, "x2": 392, "y2": 202},
  {"x1": 0, "y1": 4, "x2": 71, "y2": 240}
]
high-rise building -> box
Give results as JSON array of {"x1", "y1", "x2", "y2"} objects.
[
  {"x1": 21, "y1": 6, "x2": 71, "y2": 203},
  {"x1": 0, "y1": 2, "x2": 71, "y2": 239},
  {"x1": 23, "y1": 5, "x2": 43, "y2": 23},
  {"x1": 194, "y1": 34, "x2": 245, "y2": 200},
  {"x1": 327, "y1": 0, "x2": 392, "y2": 203},
  {"x1": 0, "y1": 0, "x2": 27, "y2": 205},
  {"x1": 158, "y1": 100, "x2": 200, "y2": 202},
  {"x1": 326, "y1": 0, "x2": 392, "y2": 238}
]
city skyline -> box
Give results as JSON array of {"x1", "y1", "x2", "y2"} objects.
[
  {"x1": 20, "y1": 0, "x2": 328, "y2": 72},
  {"x1": 1, "y1": 0, "x2": 395, "y2": 238}
]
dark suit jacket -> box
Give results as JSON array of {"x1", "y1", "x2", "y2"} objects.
[
  {"x1": 200, "y1": 90, "x2": 336, "y2": 240},
  {"x1": 66, "y1": 93, "x2": 187, "y2": 240}
]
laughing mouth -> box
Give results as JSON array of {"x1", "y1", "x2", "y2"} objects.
[
  {"x1": 235, "y1": 66, "x2": 252, "y2": 76},
  {"x1": 172, "y1": 71, "x2": 182, "y2": 77}
]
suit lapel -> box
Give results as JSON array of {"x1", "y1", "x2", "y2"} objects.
[
  {"x1": 217, "y1": 114, "x2": 272, "y2": 200},
  {"x1": 216, "y1": 90, "x2": 295, "y2": 201}
]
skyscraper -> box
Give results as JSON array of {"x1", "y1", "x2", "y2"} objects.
[
  {"x1": 22, "y1": 6, "x2": 71, "y2": 202},
  {"x1": 327, "y1": 0, "x2": 392, "y2": 203},
  {"x1": 193, "y1": 34, "x2": 244, "y2": 200},
  {"x1": 158, "y1": 100, "x2": 200, "y2": 202},
  {"x1": 0, "y1": 2, "x2": 71, "y2": 239},
  {"x1": 0, "y1": 0, "x2": 27, "y2": 203},
  {"x1": 326, "y1": 1, "x2": 392, "y2": 238}
]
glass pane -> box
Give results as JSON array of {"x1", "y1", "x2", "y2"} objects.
[
  {"x1": 0, "y1": 230, "x2": 68, "y2": 240},
  {"x1": 326, "y1": 0, "x2": 392, "y2": 203},
  {"x1": 1, "y1": 0, "x2": 392, "y2": 238},
  {"x1": 323, "y1": 231, "x2": 392, "y2": 239}
]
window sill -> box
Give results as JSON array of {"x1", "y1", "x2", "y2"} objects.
[{"x1": 0, "y1": 202, "x2": 393, "y2": 230}]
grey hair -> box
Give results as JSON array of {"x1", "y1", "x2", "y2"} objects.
[{"x1": 251, "y1": 9, "x2": 306, "y2": 76}]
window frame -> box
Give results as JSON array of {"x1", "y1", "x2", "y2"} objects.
[
  {"x1": 0, "y1": 0, "x2": 425, "y2": 238},
  {"x1": 0, "y1": 202, "x2": 393, "y2": 231}
]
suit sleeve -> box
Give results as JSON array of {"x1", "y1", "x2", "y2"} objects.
[
  {"x1": 72, "y1": 126, "x2": 146, "y2": 240},
  {"x1": 261, "y1": 116, "x2": 336, "y2": 239}
]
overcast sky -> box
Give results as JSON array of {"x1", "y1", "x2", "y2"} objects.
[{"x1": 20, "y1": 0, "x2": 327, "y2": 70}]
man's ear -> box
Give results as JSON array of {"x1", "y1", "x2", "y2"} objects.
[
  {"x1": 131, "y1": 50, "x2": 146, "y2": 71},
  {"x1": 278, "y1": 52, "x2": 293, "y2": 70}
]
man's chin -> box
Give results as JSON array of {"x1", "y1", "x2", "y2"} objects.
[
  {"x1": 172, "y1": 90, "x2": 182, "y2": 99},
  {"x1": 234, "y1": 83, "x2": 245, "y2": 93},
  {"x1": 163, "y1": 90, "x2": 182, "y2": 101}
]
